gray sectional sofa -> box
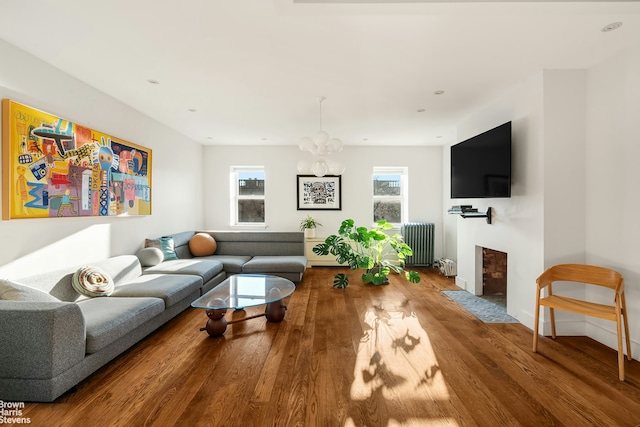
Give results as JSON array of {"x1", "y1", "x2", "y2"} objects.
[
  {"x1": 0, "y1": 230, "x2": 306, "y2": 402},
  {"x1": 148, "y1": 231, "x2": 307, "y2": 283}
]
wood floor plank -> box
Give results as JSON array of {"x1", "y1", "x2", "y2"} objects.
[{"x1": 20, "y1": 267, "x2": 640, "y2": 426}]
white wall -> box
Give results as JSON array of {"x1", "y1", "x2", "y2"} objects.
[
  {"x1": 0, "y1": 39, "x2": 204, "y2": 278},
  {"x1": 448, "y1": 45, "x2": 640, "y2": 359},
  {"x1": 540, "y1": 70, "x2": 588, "y2": 335},
  {"x1": 203, "y1": 144, "x2": 445, "y2": 259},
  {"x1": 448, "y1": 72, "x2": 545, "y2": 327},
  {"x1": 584, "y1": 46, "x2": 640, "y2": 356},
  {"x1": 543, "y1": 70, "x2": 587, "y2": 267}
]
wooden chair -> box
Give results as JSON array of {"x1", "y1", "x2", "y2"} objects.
[{"x1": 533, "y1": 264, "x2": 631, "y2": 381}]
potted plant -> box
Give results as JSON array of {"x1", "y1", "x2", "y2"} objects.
[
  {"x1": 299, "y1": 215, "x2": 322, "y2": 238},
  {"x1": 313, "y1": 219, "x2": 421, "y2": 288}
]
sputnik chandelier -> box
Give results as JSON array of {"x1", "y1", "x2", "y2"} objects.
[{"x1": 297, "y1": 96, "x2": 344, "y2": 177}]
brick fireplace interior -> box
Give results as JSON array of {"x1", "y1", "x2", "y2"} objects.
[{"x1": 482, "y1": 247, "x2": 507, "y2": 306}]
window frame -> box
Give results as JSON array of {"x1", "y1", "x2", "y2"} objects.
[
  {"x1": 372, "y1": 166, "x2": 408, "y2": 226},
  {"x1": 230, "y1": 166, "x2": 266, "y2": 227}
]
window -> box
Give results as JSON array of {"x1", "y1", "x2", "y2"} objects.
[
  {"x1": 373, "y1": 167, "x2": 407, "y2": 225},
  {"x1": 231, "y1": 167, "x2": 265, "y2": 225}
]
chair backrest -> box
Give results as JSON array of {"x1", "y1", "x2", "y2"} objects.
[{"x1": 537, "y1": 264, "x2": 624, "y2": 293}]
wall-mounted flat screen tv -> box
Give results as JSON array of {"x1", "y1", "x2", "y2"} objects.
[{"x1": 451, "y1": 121, "x2": 511, "y2": 199}]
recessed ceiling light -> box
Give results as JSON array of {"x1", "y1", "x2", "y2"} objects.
[
  {"x1": 602, "y1": 22, "x2": 623, "y2": 32},
  {"x1": 206, "y1": 137, "x2": 213, "y2": 140},
  {"x1": 417, "y1": 109, "x2": 425, "y2": 113},
  {"x1": 147, "y1": 79, "x2": 159, "y2": 85},
  {"x1": 188, "y1": 108, "x2": 197, "y2": 112},
  {"x1": 434, "y1": 90, "x2": 445, "y2": 95}
]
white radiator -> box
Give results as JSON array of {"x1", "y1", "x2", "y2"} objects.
[
  {"x1": 436, "y1": 258, "x2": 457, "y2": 277},
  {"x1": 401, "y1": 222, "x2": 435, "y2": 266}
]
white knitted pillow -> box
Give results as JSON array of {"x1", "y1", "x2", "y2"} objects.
[{"x1": 72, "y1": 266, "x2": 114, "y2": 297}]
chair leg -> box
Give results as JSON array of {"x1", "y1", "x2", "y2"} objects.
[
  {"x1": 616, "y1": 314, "x2": 625, "y2": 381},
  {"x1": 622, "y1": 293, "x2": 632, "y2": 361},
  {"x1": 549, "y1": 308, "x2": 556, "y2": 339},
  {"x1": 533, "y1": 292, "x2": 540, "y2": 352}
]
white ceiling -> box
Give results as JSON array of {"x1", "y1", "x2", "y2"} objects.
[{"x1": 0, "y1": 1, "x2": 639, "y2": 147}]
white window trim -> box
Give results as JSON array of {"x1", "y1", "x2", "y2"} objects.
[
  {"x1": 230, "y1": 166, "x2": 266, "y2": 228},
  {"x1": 372, "y1": 166, "x2": 408, "y2": 227}
]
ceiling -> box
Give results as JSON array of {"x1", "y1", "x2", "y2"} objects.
[{"x1": 0, "y1": 1, "x2": 638, "y2": 147}]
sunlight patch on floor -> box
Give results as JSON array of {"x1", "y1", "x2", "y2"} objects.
[
  {"x1": 344, "y1": 418, "x2": 459, "y2": 427},
  {"x1": 350, "y1": 304, "x2": 449, "y2": 402}
]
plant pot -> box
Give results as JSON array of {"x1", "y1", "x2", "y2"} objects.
[
  {"x1": 364, "y1": 264, "x2": 389, "y2": 285},
  {"x1": 304, "y1": 228, "x2": 315, "y2": 239}
]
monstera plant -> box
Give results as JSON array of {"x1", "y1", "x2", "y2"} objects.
[{"x1": 313, "y1": 219, "x2": 421, "y2": 288}]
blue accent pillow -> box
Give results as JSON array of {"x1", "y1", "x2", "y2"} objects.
[{"x1": 145, "y1": 237, "x2": 178, "y2": 260}]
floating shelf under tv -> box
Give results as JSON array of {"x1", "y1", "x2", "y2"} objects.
[{"x1": 448, "y1": 206, "x2": 492, "y2": 224}]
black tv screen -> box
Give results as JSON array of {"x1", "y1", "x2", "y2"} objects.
[{"x1": 451, "y1": 121, "x2": 511, "y2": 199}]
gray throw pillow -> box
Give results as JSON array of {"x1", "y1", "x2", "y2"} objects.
[
  {"x1": 136, "y1": 247, "x2": 164, "y2": 267},
  {"x1": 0, "y1": 278, "x2": 60, "y2": 302}
]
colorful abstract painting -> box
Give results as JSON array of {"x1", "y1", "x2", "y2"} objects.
[{"x1": 2, "y1": 100, "x2": 152, "y2": 219}]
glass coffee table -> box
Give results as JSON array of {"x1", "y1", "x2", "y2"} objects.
[{"x1": 191, "y1": 274, "x2": 296, "y2": 337}]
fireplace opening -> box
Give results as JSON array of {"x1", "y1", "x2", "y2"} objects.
[{"x1": 481, "y1": 247, "x2": 507, "y2": 308}]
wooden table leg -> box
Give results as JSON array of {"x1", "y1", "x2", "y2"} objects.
[
  {"x1": 265, "y1": 300, "x2": 287, "y2": 322},
  {"x1": 200, "y1": 300, "x2": 288, "y2": 336},
  {"x1": 201, "y1": 308, "x2": 228, "y2": 337}
]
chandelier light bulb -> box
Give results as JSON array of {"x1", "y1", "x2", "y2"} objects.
[
  {"x1": 314, "y1": 130, "x2": 330, "y2": 147},
  {"x1": 330, "y1": 164, "x2": 345, "y2": 175},
  {"x1": 327, "y1": 138, "x2": 343, "y2": 154},
  {"x1": 327, "y1": 158, "x2": 345, "y2": 175},
  {"x1": 312, "y1": 160, "x2": 329, "y2": 177},
  {"x1": 316, "y1": 146, "x2": 328, "y2": 156}
]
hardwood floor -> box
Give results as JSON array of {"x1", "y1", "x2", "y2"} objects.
[{"x1": 22, "y1": 267, "x2": 640, "y2": 426}]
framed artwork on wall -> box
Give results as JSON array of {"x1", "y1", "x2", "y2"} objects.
[
  {"x1": 296, "y1": 174, "x2": 341, "y2": 210},
  {"x1": 2, "y1": 99, "x2": 152, "y2": 219}
]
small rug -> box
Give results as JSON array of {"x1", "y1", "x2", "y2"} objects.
[{"x1": 441, "y1": 290, "x2": 519, "y2": 323}]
